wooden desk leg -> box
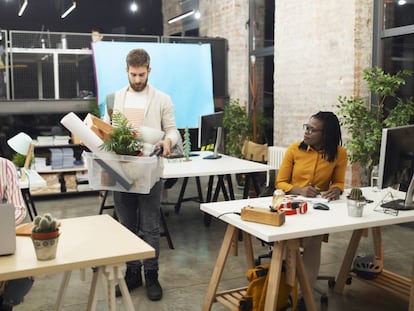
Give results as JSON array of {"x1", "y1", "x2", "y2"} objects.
[
  {"x1": 202, "y1": 225, "x2": 237, "y2": 311},
  {"x1": 242, "y1": 231, "x2": 255, "y2": 268},
  {"x1": 296, "y1": 248, "x2": 317, "y2": 311},
  {"x1": 371, "y1": 227, "x2": 383, "y2": 260},
  {"x1": 87, "y1": 267, "x2": 102, "y2": 311},
  {"x1": 263, "y1": 241, "x2": 285, "y2": 311},
  {"x1": 55, "y1": 271, "x2": 71, "y2": 311},
  {"x1": 334, "y1": 229, "x2": 364, "y2": 294},
  {"x1": 410, "y1": 257, "x2": 414, "y2": 311}
]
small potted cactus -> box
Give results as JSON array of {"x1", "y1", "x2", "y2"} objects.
[
  {"x1": 31, "y1": 213, "x2": 60, "y2": 260},
  {"x1": 346, "y1": 188, "x2": 367, "y2": 217}
]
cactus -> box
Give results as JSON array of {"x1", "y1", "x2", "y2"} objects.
[
  {"x1": 32, "y1": 213, "x2": 58, "y2": 233},
  {"x1": 348, "y1": 188, "x2": 365, "y2": 201}
]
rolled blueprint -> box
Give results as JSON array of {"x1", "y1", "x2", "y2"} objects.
[{"x1": 60, "y1": 112, "x2": 133, "y2": 190}]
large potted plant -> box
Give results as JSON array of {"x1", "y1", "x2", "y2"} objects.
[
  {"x1": 338, "y1": 67, "x2": 414, "y2": 186},
  {"x1": 222, "y1": 98, "x2": 251, "y2": 158}
]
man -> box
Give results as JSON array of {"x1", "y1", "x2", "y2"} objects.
[
  {"x1": 105, "y1": 48, "x2": 180, "y2": 301},
  {"x1": 0, "y1": 158, "x2": 33, "y2": 311},
  {"x1": 91, "y1": 27, "x2": 104, "y2": 43}
]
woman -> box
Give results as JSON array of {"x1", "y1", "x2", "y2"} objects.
[
  {"x1": 0, "y1": 157, "x2": 33, "y2": 311},
  {"x1": 276, "y1": 111, "x2": 347, "y2": 307}
]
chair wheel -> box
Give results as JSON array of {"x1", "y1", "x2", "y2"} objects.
[
  {"x1": 328, "y1": 279, "x2": 336, "y2": 288},
  {"x1": 320, "y1": 294, "x2": 328, "y2": 304},
  {"x1": 346, "y1": 277, "x2": 352, "y2": 285}
]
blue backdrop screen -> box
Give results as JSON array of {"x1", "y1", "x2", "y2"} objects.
[{"x1": 92, "y1": 41, "x2": 214, "y2": 128}]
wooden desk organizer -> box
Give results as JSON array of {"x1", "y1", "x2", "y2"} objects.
[
  {"x1": 241, "y1": 205, "x2": 285, "y2": 226},
  {"x1": 84, "y1": 113, "x2": 113, "y2": 141}
]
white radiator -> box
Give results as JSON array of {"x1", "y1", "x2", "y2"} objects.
[{"x1": 268, "y1": 146, "x2": 287, "y2": 170}]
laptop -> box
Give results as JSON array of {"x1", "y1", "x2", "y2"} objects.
[{"x1": 0, "y1": 203, "x2": 16, "y2": 255}]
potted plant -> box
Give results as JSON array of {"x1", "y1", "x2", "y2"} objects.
[
  {"x1": 31, "y1": 213, "x2": 60, "y2": 260},
  {"x1": 346, "y1": 188, "x2": 367, "y2": 217},
  {"x1": 338, "y1": 67, "x2": 414, "y2": 186},
  {"x1": 100, "y1": 112, "x2": 144, "y2": 156},
  {"x1": 99, "y1": 112, "x2": 145, "y2": 185}
]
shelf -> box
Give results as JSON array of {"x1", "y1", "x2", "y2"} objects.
[
  {"x1": 36, "y1": 166, "x2": 87, "y2": 174},
  {"x1": 350, "y1": 270, "x2": 411, "y2": 301}
]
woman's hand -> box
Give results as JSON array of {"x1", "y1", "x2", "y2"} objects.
[
  {"x1": 290, "y1": 185, "x2": 320, "y2": 198},
  {"x1": 322, "y1": 187, "x2": 341, "y2": 201}
]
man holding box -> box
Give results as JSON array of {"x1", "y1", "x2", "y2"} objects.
[{"x1": 104, "y1": 48, "x2": 180, "y2": 301}]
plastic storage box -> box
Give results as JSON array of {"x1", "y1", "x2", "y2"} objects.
[{"x1": 83, "y1": 152, "x2": 161, "y2": 194}]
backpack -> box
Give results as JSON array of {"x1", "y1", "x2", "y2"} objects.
[{"x1": 238, "y1": 263, "x2": 298, "y2": 311}]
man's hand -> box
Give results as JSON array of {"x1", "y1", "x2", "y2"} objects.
[{"x1": 157, "y1": 138, "x2": 172, "y2": 156}]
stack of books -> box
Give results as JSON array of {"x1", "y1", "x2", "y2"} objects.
[
  {"x1": 49, "y1": 148, "x2": 75, "y2": 169},
  {"x1": 49, "y1": 148, "x2": 63, "y2": 169},
  {"x1": 62, "y1": 148, "x2": 75, "y2": 168}
]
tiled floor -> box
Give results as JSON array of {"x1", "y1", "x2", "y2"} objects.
[{"x1": 13, "y1": 177, "x2": 414, "y2": 310}]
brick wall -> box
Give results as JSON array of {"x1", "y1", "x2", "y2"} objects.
[
  {"x1": 273, "y1": 1, "x2": 373, "y2": 185},
  {"x1": 163, "y1": 0, "x2": 250, "y2": 108},
  {"x1": 163, "y1": 0, "x2": 374, "y2": 186}
]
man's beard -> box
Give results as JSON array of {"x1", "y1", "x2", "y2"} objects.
[{"x1": 129, "y1": 78, "x2": 148, "y2": 92}]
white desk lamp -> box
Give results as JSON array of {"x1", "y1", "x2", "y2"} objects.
[{"x1": 7, "y1": 132, "x2": 34, "y2": 180}]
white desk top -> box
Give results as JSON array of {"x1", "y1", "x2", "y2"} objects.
[
  {"x1": 0, "y1": 215, "x2": 155, "y2": 281},
  {"x1": 162, "y1": 151, "x2": 271, "y2": 179},
  {"x1": 201, "y1": 187, "x2": 414, "y2": 242}
]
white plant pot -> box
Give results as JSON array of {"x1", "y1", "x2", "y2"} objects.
[
  {"x1": 347, "y1": 199, "x2": 366, "y2": 217},
  {"x1": 31, "y1": 235, "x2": 59, "y2": 260}
]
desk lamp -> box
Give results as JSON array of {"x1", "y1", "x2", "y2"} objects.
[{"x1": 7, "y1": 132, "x2": 34, "y2": 180}]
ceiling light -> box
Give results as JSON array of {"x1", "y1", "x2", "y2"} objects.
[
  {"x1": 61, "y1": 1, "x2": 76, "y2": 18},
  {"x1": 194, "y1": 10, "x2": 201, "y2": 19},
  {"x1": 168, "y1": 9, "x2": 195, "y2": 24},
  {"x1": 398, "y1": 0, "x2": 406, "y2": 5},
  {"x1": 18, "y1": 0, "x2": 28, "y2": 16},
  {"x1": 130, "y1": 2, "x2": 138, "y2": 13}
]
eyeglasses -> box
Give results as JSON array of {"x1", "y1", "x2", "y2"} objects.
[{"x1": 303, "y1": 124, "x2": 323, "y2": 134}]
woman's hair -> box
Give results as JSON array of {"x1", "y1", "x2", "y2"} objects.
[
  {"x1": 126, "y1": 49, "x2": 150, "y2": 68},
  {"x1": 312, "y1": 111, "x2": 342, "y2": 162}
]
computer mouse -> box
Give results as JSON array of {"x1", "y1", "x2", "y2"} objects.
[{"x1": 313, "y1": 203, "x2": 330, "y2": 210}]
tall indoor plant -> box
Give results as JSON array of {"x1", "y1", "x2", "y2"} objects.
[
  {"x1": 338, "y1": 67, "x2": 414, "y2": 185},
  {"x1": 223, "y1": 98, "x2": 251, "y2": 158}
]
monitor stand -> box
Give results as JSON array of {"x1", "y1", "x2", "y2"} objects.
[
  {"x1": 380, "y1": 174, "x2": 414, "y2": 210},
  {"x1": 204, "y1": 126, "x2": 222, "y2": 160}
]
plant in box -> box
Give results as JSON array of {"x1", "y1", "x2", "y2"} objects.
[
  {"x1": 100, "y1": 112, "x2": 144, "y2": 156},
  {"x1": 31, "y1": 213, "x2": 60, "y2": 260},
  {"x1": 99, "y1": 112, "x2": 145, "y2": 186}
]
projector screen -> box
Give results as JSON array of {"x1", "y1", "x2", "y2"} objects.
[{"x1": 92, "y1": 41, "x2": 215, "y2": 128}]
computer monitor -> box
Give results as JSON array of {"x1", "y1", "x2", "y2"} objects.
[
  {"x1": 378, "y1": 124, "x2": 414, "y2": 210},
  {"x1": 198, "y1": 111, "x2": 224, "y2": 159}
]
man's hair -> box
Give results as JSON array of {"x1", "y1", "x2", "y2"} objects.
[
  {"x1": 91, "y1": 27, "x2": 103, "y2": 33},
  {"x1": 312, "y1": 111, "x2": 342, "y2": 162},
  {"x1": 126, "y1": 49, "x2": 150, "y2": 68}
]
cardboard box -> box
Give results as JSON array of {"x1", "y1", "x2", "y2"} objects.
[
  {"x1": 241, "y1": 205, "x2": 285, "y2": 226},
  {"x1": 84, "y1": 113, "x2": 113, "y2": 141}
]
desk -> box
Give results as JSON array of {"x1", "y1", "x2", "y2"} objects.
[
  {"x1": 162, "y1": 151, "x2": 271, "y2": 221},
  {"x1": 200, "y1": 188, "x2": 414, "y2": 311},
  {"x1": 0, "y1": 215, "x2": 155, "y2": 311}
]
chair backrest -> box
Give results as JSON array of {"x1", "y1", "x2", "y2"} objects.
[{"x1": 268, "y1": 146, "x2": 287, "y2": 170}]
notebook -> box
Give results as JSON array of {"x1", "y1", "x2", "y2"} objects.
[{"x1": 0, "y1": 203, "x2": 16, "y2": 255}]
